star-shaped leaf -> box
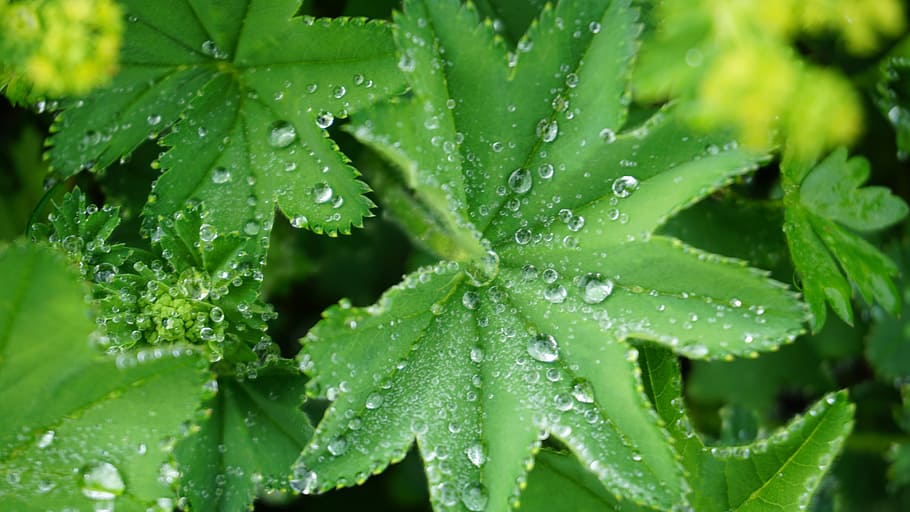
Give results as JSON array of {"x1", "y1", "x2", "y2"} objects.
[
  {"x1": 0, "y1": 242, "x2": 210, "y2": 511},
  {"x1": 294, "y1": 1, "x2": 806, "y2": 510},
  {"x1": 639, "y1": 345, "x2": 854, "y2": 511},
  {"x1": 175, "y1": 361, "x2": 313, "y2": 512},
  {"x1": 782, "y1": 148, "x2": 908, "y2": 330},
  {"x1": 48, "y1": 0, "x2": 407, "y2": 239}
]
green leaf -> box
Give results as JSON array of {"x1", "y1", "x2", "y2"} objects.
[
  {"x1": 48, "y1": 0, "x2": 407, "y2": 239},
  {"x1": 639, "y1": 345, "x2": 855, "y2": 511},
  {"x1": 783, "y1": 148, "x2": 907, "y2": 330},
  {"x1": 867, "y1": 237, "x2": 910, "y2": 381},
  {"x1": 296, "y1": 1, "x2": 806, "y2": 510},
  {"x1": 0, "y1": 242, "x2": 210, "y2": 511},
  {"x1": 874, "y1": 35, "x2": 910, "y2": 158},
  {"x1": 521, "y1": 450, "x2": 645, "y2": 512},
  {"x1": 175, "y1": 361, "x2": 313, "y2": 512}
]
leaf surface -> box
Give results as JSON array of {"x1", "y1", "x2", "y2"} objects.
[
  {"x1": 297, "y1": 1, "x2": 807, "y2": 510},
  {"x1": 48, "y1": 0, "x2": 407, "y2": 238},
  {"x1": 783, "y1": 148, "x2": 908, "y2": 330},
  {"x1": 0, "y1": 243, "x2": 209, "y2": 511},
  {"x1": 175, "y1": 362, "x2": 313, "y2": 512},
  {"x1": 639, "y1": 345, "x2": 855, "y2": 511}
]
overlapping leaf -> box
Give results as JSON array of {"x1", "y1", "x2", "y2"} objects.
[
  {"x1": 48, "y1": 0, "x2": 407, "y2": 239},
  {"x1": 867, "y1": 234, "x2": 910, "y2": 381},
  {"x1": 639, "y1": 345, "x2": 855, "y2": 511},
  {"x1": 874, "y1": 35, "x2": 910, "y2": 158},
  {"x1": 294, "y1": 1, "x2": 806, "y2": 511},
  {"x1": 175, "y1": 361, "x2": 313, "y2": 512},
  {"x1": 0, "y1": 243, "x2": 210, "y2": 511},
  {"x1": 35, "y1": 189, "x2": 273, "y2": 361},
  {"x1": 782, "y1": 148, "x2": 908, "y2": 330}
]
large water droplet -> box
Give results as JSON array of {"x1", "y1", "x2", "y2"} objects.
[
  {"x1": 316, "y1": 111, "x2": 334, "y2": 129},
  {"x1": 508, "y1": 168, "x2": 533, "y2": 194},
  {"x1": 571, "y1": 380, "x2": 595, "y2": 403},
  {"x1": 465, "y1": 442, "x2": 486, "y2": 467},
  {"x1": 289, "y1": 464, "x2": 318, "y2": 494},
  {"x1": 462, "y1": 291, "x2": 479, "y2": 310},
  {"x1": 327, "y1": 436, "x2": 348, "y2": 456},
  {"x1": 365, "y1": 392, "x2": 384, "y2": 409},
  {"x1": 199, "y1": 223, "x2": 218, "y2": 243},
  {"x1": 80, "y1": 462, "x2": 125, "y2": 500},
  {"x1": 268, "y1": 121, "x2": 297, "y2": 148},
  {"x1": 612, "y1": 175, "x2": 639, "y2": 198},
  {"x1": 579, "y1": 273, "x2": 613, "y2": 304},
  {"x1": 211, "y1": 166, "x2": 231, "y2": 184},
  {"x1": 544, "y1": 284, "x2": 567, "y2": 303},
  {"x1": 528, "y1": 333, "x2": 559, "y2": 362},
  {"x1": 539, "y1": 120, "x2": 558, "y2": 143},
  {"x1": 312, "y1": 182, "x2": 334, "y2": 204},
  {"x1": 461, "y1": 483, "x2": 488, "y2": 511}
]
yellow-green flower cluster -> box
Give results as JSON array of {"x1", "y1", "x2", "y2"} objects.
[
  {"x1": 635, "y1": 0, "x2": 905, "y2": 159},
  {"x1": 0, "y1": 0, "x2": 123, "y2": 99}
]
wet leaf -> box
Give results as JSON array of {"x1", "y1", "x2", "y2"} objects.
[
  {"x1": 296, "y1": 1, "x2": 806, "y2": 511},
  {"x1": 0, "y1": 243, "x2": 210, "y2": 511},
  {"x1": 48, "y1": 0, "x2": 407, "y2": 239}
]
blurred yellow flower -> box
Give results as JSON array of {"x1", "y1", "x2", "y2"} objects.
[
  {"x1": 0, "y1": 0, "x2": 123, "y2": 101},
  {"x1": 635, "y1": 0, "x2": 904, "y2": 159}
]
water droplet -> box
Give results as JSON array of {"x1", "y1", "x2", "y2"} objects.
[
  {"x1": 599, "y1": 128, "x2": 616, "y2": 143},
  {"x1": 528, "y1": 333, "x2": 559, "y2": 362},
  {"x1": 554, "y1": 392, "x2": 573, "y2": 411},
  {"x1": 312, "y1": 182, "x2": 334, "y2": 204},
  {"x1": 544, "y1": 284, "x2": 567, "y2": 303},
  {"x1": 289, "y1": 464, "x2": 318, "y2": 494},
  {"x1": 80, "y1": 462, "x2": 125, "y2": 500},
  {"x1": 539, "y1": 120, "x2": 558, "y2": 143},
  {"x1": 365, "y1": 392, "x2": 384, "y2": 409},
  {"x1": 210, "y1": 307, "x2": 225, "y2": 323},
  {"x1": 94, "y1": 263, "x2": 117, "y2": 284},
  {"x1": 333, "y1": 86, "x2": 347, "y2": 99},
  {"x1": 327, "y1": 436, "x2": 348, "y2": 456},
  {"x1": 462, "y1": 291, "x2": 479, "y2": 310},
  {"x1": 316, "y1": 111, "x2": 334, "y2": 129},
  {"x1": 268, "y1": 121, "x2": 297, "y2": 148},
  {"x1": 211, "y1": 166, "x2": 231, "y2": 184},
  {"x1": 147, "y1": 114, "x2": 162, "y2": 126},
  {"x1": 199, "y1": 223, "x2": 218, "y2": 243},
  {"x1": 508, "y1": 168, "x2": 533, "y2": 194},
  {"x1": 565, "y1": 73, "x2": 579, "y2": 88},
  {"x1": 542, "y1": 268, "x2": 558, "y2": 284},
  {"x1": 201, "y1": 40, "x2": 228, "y2": 59},
  {"x1": 521, "y1": 264, "x2": 539, "y2": 281},
  {"x1": 579, "y1": 273, "x2": 613, "y2": 304},
  {"x1": 567, "y1": 215, "x2": 585, "y2": 232},
  {"x1": 37, "y1": 430, "x2": 55, "y2": 448},
  {"x1": 461, "y1": 483, "x2": 488, "y2": 511},
  {"x1": 612, "y1": 175, "x2": 639, "y2": 198},
  {"x1": 589, "y1": 21, "x2": 601, "y2": 33},
  {"x1": 465, "y1": 443, "x2": 486, "y2": 467},
  {"x1": 571, "y1": 380, "x2": 595, "y2": 403},
  {"x1": 537, "y1": 163, "x2": 554, "y2": 179},
  {"x1": 514, "y1": 228, "x2": 532, "y2": 245}
]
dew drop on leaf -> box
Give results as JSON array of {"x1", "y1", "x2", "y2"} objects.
[
  {"x1": 211, "y1": 166, "x2": 231, "y2": 184},
  {"x1": 210, "y1": 306, "x2": 224, "y2": 323},
  {"x1": 565, "y1": 73, "x2": 579, "y2": 88},
  {"x1": 327, "y1": 436, "x2": 348, "y2": 456},
  {"x1": 539, "y1": 120, "x2": 559, "y2": 143},
  {"x1": 579, "y1": 273, "x2": 614, "y2": 304},
  {"x1": 147, "y1": 114, "x2": 162, "y2": 126},
  {"x1": 527, "y1": 333, "x2": 559, "y2": 362},
  {"x1": 599, "y1": 128, "x2": 616, "y2": 143},
  {"x1": 514, "y1": 228, "x2": 532, "y2": 245},
  {"x1": 312, "y1": 183, "x2": 334, "y2": 204},
  {"x1": 315, "y1": 111, "x2": 334, "y2": 129},
  {"x1": 289, "y1": 464, "x2": 318, "y2": 494},
  {"x1": 80, "y1": 462, "x2": 125, "y2": 500},
  {"x1": 544, "y1": 283, "x2": 567, "y2": 303},
  {"x1": 199, "y1": 223, "x2": 218, "y2": 243},
  {"x1": 612, "y1": 175, "x2": 639, "y2": 198},
  {"x1": 365, "y1": 392, "x2": 384, "y2": 409},
  {"x1": 508, "y1": 168, "x2": 533, "y2": 194},
  {"x1": 465, "y1": 442, "x2": 486, "y2": 467},
  {"x1": 37, "y1": 430, "x2": 55, "y2": 448},
  {"x1": 268, "y1": 120, "x2": 297, "y2": 148},
  {"x1": 537, "y1": 163, "x2": 554, "y2": 179},
  {"x1": 571, "y1": 380, "x2": 595, "y2": 403},
  {"x1": 462, "y1": 291, "x2": 479, "y2": 310},
  {"x1": 333, "y1": 86, "x2": 347, "y2": 99},
  {"x1": 461, "y1": 483, "x2": 488, "y2": 511}
]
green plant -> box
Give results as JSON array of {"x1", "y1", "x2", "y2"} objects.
[{"x1": 2, "y1": 0, "x2": 910, "y2": 511}]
